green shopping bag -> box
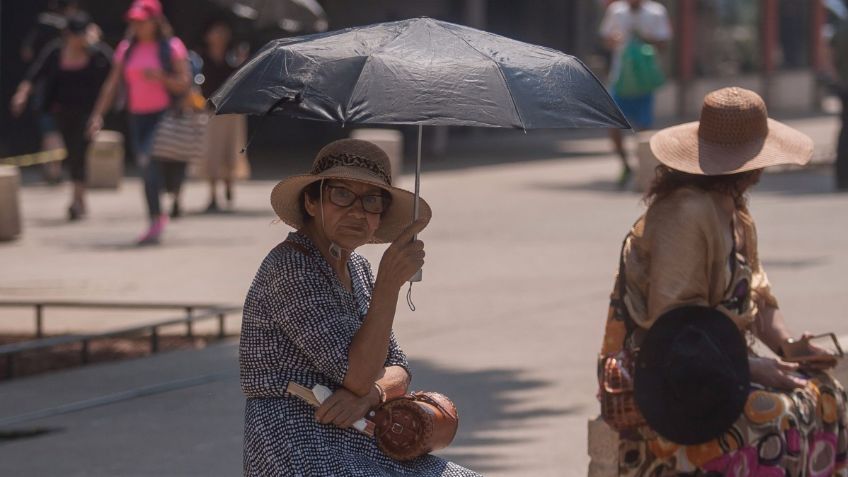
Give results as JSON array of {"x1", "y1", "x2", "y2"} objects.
[{"x1": 614, "y1": 39, "x2": 665, "y2": 98}]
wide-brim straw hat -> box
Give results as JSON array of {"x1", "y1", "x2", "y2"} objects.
[
  {"x1": 650, "y1": 87, "x2": 813, "y2": 175},
  {"x1": 271, "y1": 138, "x2": 431, "y2": 244}
]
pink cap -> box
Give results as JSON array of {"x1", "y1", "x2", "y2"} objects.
[{"x1": 125, "y1": 0, "x2": 163, "y2": 22}]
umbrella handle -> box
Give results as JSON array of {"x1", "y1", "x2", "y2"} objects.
[{"x1": 410, "y1": 124, "x2": 423, "y2": 283}]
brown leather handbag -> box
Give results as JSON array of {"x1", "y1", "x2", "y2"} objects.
[{"x1": 372, "y1": 392, "x2": 459, "y2": 461}]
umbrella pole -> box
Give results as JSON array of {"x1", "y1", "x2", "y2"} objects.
[
  {"x1": 414, "y1": 124, "x2": 422, "y2": 221},
  {"x1": 410, "y1": 124, "x2": 423, "y2": 282}
]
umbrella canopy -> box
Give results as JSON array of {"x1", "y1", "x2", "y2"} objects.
[{"x1": 211, "y1": 17, "x2": 629, "y2": 130}]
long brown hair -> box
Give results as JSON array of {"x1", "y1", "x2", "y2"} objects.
[
  {"x1": 645, "y1": 165, "x2": 763, "y2": 209},
  {"x1": 126, "y1": 15, "x2": 174, "y2": 42}
]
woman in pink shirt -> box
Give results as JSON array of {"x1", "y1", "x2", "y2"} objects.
[{"x1": 88, "y1": 0, "x2": 190, "y2": 244}]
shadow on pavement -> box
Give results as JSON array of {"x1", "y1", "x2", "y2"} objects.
[
  {"x1": 178, "y1": 208, "x2": 276, "y2": 220},
  {"x1": 408, "y1": 359, "x2": 576, "y2": 474},
  {"x1": 28, "y1": 217, "x2": 89, "y2": 228},
  {"x1": 528, "y1": 179, "x2": 623, "y2": 194},
  {"x1": 413, "y1": 131, "x2": 611, "y2": 173},
  {"x1": 753, "y1": 168, "x2": 842, "y2": 196},
  {"x1": 760, "y1": 256, "x2": 829, "y2": 270},
  {"x1": 526, "y1": 167, "x2": 846, "y2": 197},
  {"x1": 241, "y1": 128, "x2": 614, "y2": 181},
  {"x1": 60, "y1": 235, "x2": 256, "y2": 251},
  {"x1": 0, "y1": 427, "x2": 64, "y2": 443}
]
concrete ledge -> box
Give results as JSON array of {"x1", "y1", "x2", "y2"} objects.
[
  {"x1": 0, "y1": 165, "x2": 22, "y2": 241},
  {"x1": 587, "y1": 417, "x2": 619, "y2": 477},
  {"x1": 635, "y1": 131, "x2": 660, "y2": 193},
  {"x1": 654, "y1": 82, "x2": 678, "y2": 120},
  {"x1": 656, "y1": 71, "x2": 817, "y2": 121},
  {"x1": 767, "y1": 70, "x2": 817, "y2": 113},
  {"x1": 86, "y1": 130, "x2": 124, "y2": 189}
]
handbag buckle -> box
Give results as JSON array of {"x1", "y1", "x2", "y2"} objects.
[{"x1": 391, "y1": 423, "x2": 404, "y2": 434}]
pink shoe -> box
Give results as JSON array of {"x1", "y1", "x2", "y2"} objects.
[{"x1": 137, "y1": 215, "x2": 168, "y2": 245}]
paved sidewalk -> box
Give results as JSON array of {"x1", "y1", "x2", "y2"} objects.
[
  {"x1": 1, "y1": 113, "x2": 847, "y2": 476},
  {"x1": 0, "y1": 341, "x2": 243, "y2": 476},
  {"x1": 0, "y1": 339, "x2": 844, "y2": 477}
]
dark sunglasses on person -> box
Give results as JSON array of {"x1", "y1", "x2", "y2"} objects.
[{"x1": 325, "y1": 185, "x2": 389, "y2": 214}]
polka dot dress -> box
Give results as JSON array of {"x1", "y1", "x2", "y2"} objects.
[{"x1": 240, "y1": 232, "x2": 480, "y2": 476}]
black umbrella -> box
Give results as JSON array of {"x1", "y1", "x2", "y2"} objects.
[{"x1": 211, "y1": 17, "x2": 629, "y2": 280}]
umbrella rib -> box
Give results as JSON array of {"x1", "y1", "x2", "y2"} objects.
[
  {"x1": 341, "y1": 26, "x2": 409, "y2": 121},
  {"x1": 436, "y1": 22, "x2": 526, "y2": 130}
]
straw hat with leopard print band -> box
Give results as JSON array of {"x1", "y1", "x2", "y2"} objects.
[
  {"x1": 649, "y1": 87, "x2": 814, "y2": 175},
  {"x1": 271, "y1": 138, "x2": 432, "y2": 244}
]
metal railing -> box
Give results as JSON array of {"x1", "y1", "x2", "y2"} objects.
[
  {"x1": 0, "y1": 301, "x2": 241, "y2": 379},
  {"x1": 0, "y1": 300, "x2": 239, "y2": 338}
]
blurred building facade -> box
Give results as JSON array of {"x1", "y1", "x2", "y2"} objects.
[
  {"x1": 0, "y1": 0, "x2": 836, "y2": 156},
  {"x1": 319, "y1": 0, "x2": 833, "y2": 120}
]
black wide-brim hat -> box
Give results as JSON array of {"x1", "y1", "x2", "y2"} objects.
[{"x1": 635, "y1": 306, "x2": 750, "y2": 445}]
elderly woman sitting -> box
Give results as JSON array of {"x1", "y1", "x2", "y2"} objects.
[{"x1": 240, "y1": 139, "x2": 479, "y2": 476}]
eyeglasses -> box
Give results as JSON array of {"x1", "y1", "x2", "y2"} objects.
[{"x1": 325, "y1": 185, "x2": 388, "y2": 214}]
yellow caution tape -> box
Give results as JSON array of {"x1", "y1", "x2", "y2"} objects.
[{"x1": 0, "y1": 148, "x2": 67, "y2": 167}]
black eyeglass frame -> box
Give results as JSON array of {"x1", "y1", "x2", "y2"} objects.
[{"x1": 324, "y1": 184, "x2": 391, "y2": 214}]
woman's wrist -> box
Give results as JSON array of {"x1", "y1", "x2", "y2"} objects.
[
  {"x1": 373, "y1": 275, "x2": 402, "y2": 295},
  {"x1": 772, "y1": 333, "x2": 794, "y2": 358},
  {"x1": 775, "y1": 340, "x2": 787, "y2": 358},
  {"x1": 367, "y1": 382, "x2": 386, "y2": 409}
]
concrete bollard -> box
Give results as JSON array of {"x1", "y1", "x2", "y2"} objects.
[
  {"x1": 635, "y1": 131, "x2": 660, "y2": 193},
  {"x1": 350, "y1": 129, "x2": 403, "y2": 183},
  {"x1": 587, "y1": 417, "x2": 619, "y2": 477},
  {"x1": 86, "y1": 130, "x2": 124, "y2": 189},
  {"x1": 0, "y1": 165, "x2": 22, "y2": 241}
]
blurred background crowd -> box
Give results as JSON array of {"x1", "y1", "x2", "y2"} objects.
[
  {"x1": 1, "y1": 0, "x2": 847, "y2": 241},
  {"x1": 3, "y1": 0, "x2": 846, "y2": 164}
]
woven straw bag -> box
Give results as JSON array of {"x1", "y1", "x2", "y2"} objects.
[
  {"x1": 598, "y1": 350, "x2": 644, "y2": 430},
  {"x1": 597, "y1": 233, "x2": 646, "y2": 431}
]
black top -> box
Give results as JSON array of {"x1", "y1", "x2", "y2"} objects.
[
  {"x1": 25, "y1": 40, "x2": 112, "y2": 113},
  {"x1": 200, "y1": 51, "x2": 239, "y2": 99},
  {"x1": 21, "y1": 11, "x2": 65, "y2": 61}
]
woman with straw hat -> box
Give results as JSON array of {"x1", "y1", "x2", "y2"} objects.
[
  {"x1": 597, "y1": 87, "x2": 847, "y2": 475},
  {"x1": 239, "y1": 139, "x2": 479, "y2": 476}
]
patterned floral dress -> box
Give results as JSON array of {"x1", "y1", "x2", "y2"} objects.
[
  {"x1": 240, "y1": 232, "x2": 479, "y2": 476},
  {"x1": 599, "y1": 188, "x2": 848, "y2": 476}
]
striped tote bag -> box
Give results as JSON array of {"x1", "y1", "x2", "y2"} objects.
[{"x1": 151, "y1": 109, "x2": 210, "y2": 162}]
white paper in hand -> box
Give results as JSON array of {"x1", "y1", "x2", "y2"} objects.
[{"x1": 312, "y1": 384, "x2": 373, "y2": 434}]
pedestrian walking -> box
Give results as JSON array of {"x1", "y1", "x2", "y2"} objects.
[
  {"x1": 20, "y1": 0, "x2": 92, "y2": 185},
  {"x1": 152, "y1": 52, "x2": 208, "y2": 221},
  {"x1": 87, "y1": 0, "x2": 191, "y2": 244},
  {"x1": 240, "y1": 139, "x2": 479, "y2": 476},
  {"x1": 11, "y1": 12, "x2": 112, "y2": 220},
  {"x1": 597, "y1": 88, "x2": 846, "y2": 475},
  {"x1": 197, "y1": 18, "x2": 250, "y2": 213},
  {"x1": 599, "y1": 0, "x2": 671, "y2": 188},
  {"x1": 832, "y1": 9, "x2": 848, "y2": 191}
]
